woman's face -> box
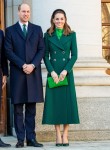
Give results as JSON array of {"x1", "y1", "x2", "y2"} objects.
[{"x1": 53, "y1": 13, "x2": 66, "y2": 29}]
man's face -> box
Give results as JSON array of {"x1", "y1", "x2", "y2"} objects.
[{"x1": 18, "y1": 4, "x2": 30, "y2": 23}]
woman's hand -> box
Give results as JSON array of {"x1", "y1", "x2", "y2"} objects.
[
  {"x1": 51, "y1": 71, "x2": 59, "y2": 83},
  {"x1": 59, "y1": 70, "x2": 67, "y2": 81}
]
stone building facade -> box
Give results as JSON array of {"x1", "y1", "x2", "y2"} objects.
[{"x1": 2, "y1": 0, "x2": 110, "y2": 141}]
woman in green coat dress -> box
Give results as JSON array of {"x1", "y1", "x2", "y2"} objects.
[{"x1": 42, "y1": 9, "x2": 80, "y2": 146}]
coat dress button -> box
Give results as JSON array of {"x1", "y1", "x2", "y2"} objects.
[
  {"x1": 62, "y1": 51, "x2": 65, "y2": 54},
  {"x1": 54, "y1": 51, "x2": 56, "y2": 54},
  {"x1": 63, "y1": 58, "x2": 66, "y2": 61},
  {"x1": 53, "y1": 59, "x2": 56, "y2": 61}
]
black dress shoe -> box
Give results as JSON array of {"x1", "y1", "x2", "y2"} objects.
[
  {"x1": 63, "y1": 143, "x2": 69, "y2": 146},
  {"x1": 56, "y1": 143, "x2": 62, "y2": 146},
  {"x1": 0, "y1": 138, "x2": 11, "y2": 147},
  {"x1": 27, "y1": 139, "x2": 43, "y2": 147},
  {"x1": 15, "y1": 140, "x2": 24, "y2": 148}
]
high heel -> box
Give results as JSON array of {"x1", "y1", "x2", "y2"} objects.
[
  {"x1": 56, "y1": 143, "x2": 62, "y2": 146},
  {"x1": 62, "y1": 135, "x2": 69, "y2": 146},
  {"x1": 63, "y1": 143, "x2": 69, "y2": 146},
  {"x1": 55, "y1": 134, "x2": 62, "y2": 146}
]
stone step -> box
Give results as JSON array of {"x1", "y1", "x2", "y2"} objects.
[
  {"x1": 43, "y1": 76, "x2": 110, "y2": 86},
  {"x1": 76, "y1": 85, "x2": 110, "y2": 97},
  {"x1": 74, "y1": 76, "x2": 110, "y2": 85},
  {"x1": 74, "y1": 57, "x2": 110, "y2": 68},
  {"x1": 35, "y1": 97, "x2": 110, "y2": 141},
  {"x1": 42, "y1": 58, "x2": 110, "y2": 69}
]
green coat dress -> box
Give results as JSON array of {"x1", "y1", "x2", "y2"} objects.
[{"x1": 42, "y1": 30, "x2": 80, "y2": 124}]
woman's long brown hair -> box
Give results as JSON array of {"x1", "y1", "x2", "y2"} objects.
[{"x1": 47, "y1": 9, "x2": 72, "y2": 36}]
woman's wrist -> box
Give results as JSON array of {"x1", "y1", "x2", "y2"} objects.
[
  {"x1": 61, "y1": 70, "x2": 67, "y2": 76},
  {"x1": 51, "y1": 71, "x2": 58, "y2": 78}
]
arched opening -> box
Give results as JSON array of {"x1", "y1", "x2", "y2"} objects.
[{"x1": 101, "y1": 0, "x2": 110, "y2": 63}]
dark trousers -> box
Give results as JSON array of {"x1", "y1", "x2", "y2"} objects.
[{"x1": 14, "y1": 103, "x2": 36, "y2": 141}]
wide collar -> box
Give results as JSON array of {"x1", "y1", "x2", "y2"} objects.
[
  {"x1": 15, "y1": 22, "x2": 34, "y2": 40},
  {"x1": 48, "y1": 32, "x2": 71, "y2": 51}
]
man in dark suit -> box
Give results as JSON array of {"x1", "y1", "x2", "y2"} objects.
[
  {"x1": 0, "y1": 29, "x2": 11, "y2": 147},
  {"x1": 5, "y1": 3, "x2": 45, "y2": 148}
]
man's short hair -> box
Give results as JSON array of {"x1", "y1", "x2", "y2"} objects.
[{"x1": 18, "y1": 3, "x2": 30, "y2": 11}]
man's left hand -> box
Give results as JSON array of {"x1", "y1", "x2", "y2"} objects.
[{"x1": 2, "y1": 76, "x2": 7, "y2": 89}]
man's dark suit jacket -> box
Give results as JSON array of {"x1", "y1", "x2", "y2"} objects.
[{"x1": 5, "y1": 22, "x2": 45, "y2": 104}]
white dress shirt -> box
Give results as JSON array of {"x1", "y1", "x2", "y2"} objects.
[{"x1": 19, "y1": 21, "x2": 28, "y2": 31}]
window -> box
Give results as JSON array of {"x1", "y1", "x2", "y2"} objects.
[{"x1": 102, "y1": 1, "x2": 110, "y2": 63}]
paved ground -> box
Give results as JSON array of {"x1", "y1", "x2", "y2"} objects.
[{"x1": 0, "y1": 136, "x2": 110, "y2": 150}]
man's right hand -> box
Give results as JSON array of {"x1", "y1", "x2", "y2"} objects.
[{"x1": 22, "y1": 64, "x2": 27, "y2": 69}]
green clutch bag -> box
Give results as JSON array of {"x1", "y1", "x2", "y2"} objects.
[{"x1": 47, "y1": 76, "x2": 68, "y2": 88}]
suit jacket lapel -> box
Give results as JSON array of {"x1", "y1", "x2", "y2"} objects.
[
  {"x1": 26, "y1": 22, "x2": 34, "y2": 40},
  {"x1": 15, "y1": 22, "x2": 25, "y2": 40},
  {"x1": 15, "y1": 22, "x2": 34, "y2": 40}
]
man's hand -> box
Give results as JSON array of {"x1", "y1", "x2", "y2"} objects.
[
  {"x1": 22, "y1": 63, "x2": 27, "y2": 69},
  {"x1": 2, "y1": 76, "x2": 7, "y2": 89},
  {"x1": 23, "y1": 64, "x2": 35, "y2": 74}
]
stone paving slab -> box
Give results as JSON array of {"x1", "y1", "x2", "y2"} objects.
[{"x1": 0, "y1": 136, "x2": 110, "y2": 150}]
